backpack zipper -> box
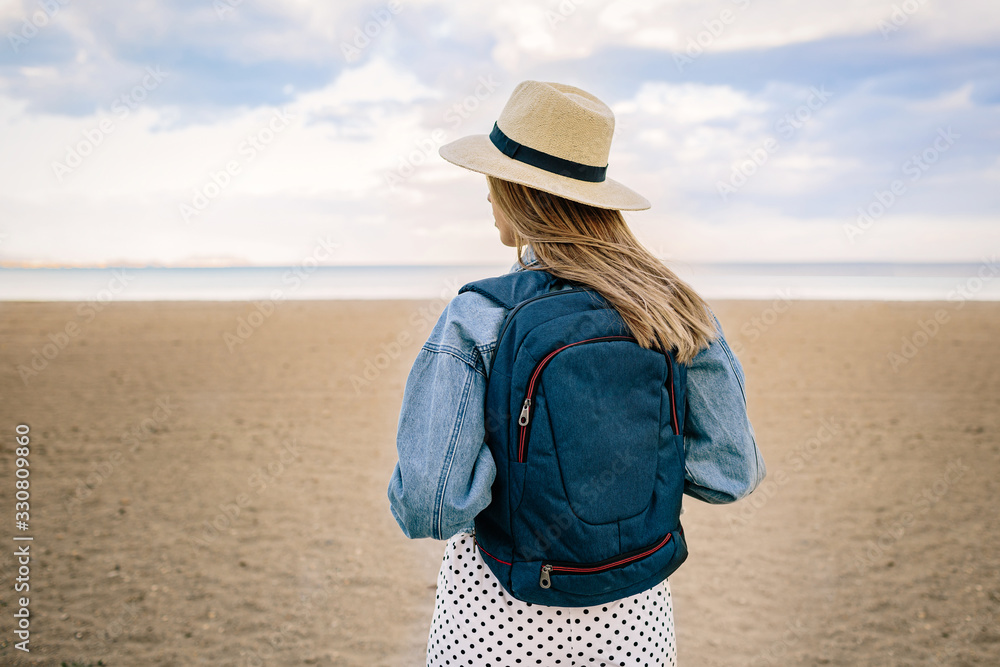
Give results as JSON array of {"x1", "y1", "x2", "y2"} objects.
[
  {"x1": 517, "y1": 335, "x2": 637, "y2": 463},
  {"x1": 538, "y1": 532, "x2": 674, "y2": 588},
  {"x1": 493, "y1": 284, "x2": 586, "y2": 355}
]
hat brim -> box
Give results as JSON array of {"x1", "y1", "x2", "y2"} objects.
[{"x1": 438, "y1": 134, "x2": 651, "y2": 211}]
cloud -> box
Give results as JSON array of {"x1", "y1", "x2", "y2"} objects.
[
  {"x1": 0, "y1": 0, "x2": 998, "y2": 267},
  {"x1": 450, "y1": 0, "x2": 1000, "y2": 71},
  {"x1": 613, "y1": 81, "x2": 770, "y2": 124}
]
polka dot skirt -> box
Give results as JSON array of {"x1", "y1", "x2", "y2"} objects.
[{"x1": 426, "y1": 532, "x2": 677, "y2": 667}]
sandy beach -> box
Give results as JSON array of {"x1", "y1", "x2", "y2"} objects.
[{"x1": 1, "y1": 297, "x2": 998, "y2": 666}]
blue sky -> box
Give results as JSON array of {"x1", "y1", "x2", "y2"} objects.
[{"x1": 0, "y1": 0, "x2": 997, "y2": 267}]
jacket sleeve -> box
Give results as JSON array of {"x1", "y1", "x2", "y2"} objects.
[
  {"x1": 682, "y1": 316, "x2": 766, "y2": 503},
  {"x1": 387, "y1": 299, "x2": 499, "y2": 540}
]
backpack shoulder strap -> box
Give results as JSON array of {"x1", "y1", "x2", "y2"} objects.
[{"x1": 458, "y1": 268, "x2": 566, "y2": 309}]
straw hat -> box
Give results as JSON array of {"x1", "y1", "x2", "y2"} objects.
[{"x1": 438, "y1": 80, "x2": 650, "y2": 211}]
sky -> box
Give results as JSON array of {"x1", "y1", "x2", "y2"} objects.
[{"x1": 0, "y1": 0, "x2": 998, "y2": 267}]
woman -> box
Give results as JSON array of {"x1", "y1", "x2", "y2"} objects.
[{"x1": 388, "y1": 81, "x2": 765, "y2": 666}]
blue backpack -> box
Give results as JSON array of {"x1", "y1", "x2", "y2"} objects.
[{"x1": 458, "y1": 268, "x2": 688, "y2": 607}]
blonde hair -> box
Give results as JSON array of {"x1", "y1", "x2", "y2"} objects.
[{"x1": 487, "y1": 176, "x2": 717, "y2": 363}]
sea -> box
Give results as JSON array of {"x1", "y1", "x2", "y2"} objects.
[{"x1": 1, "y1": 262, "x2": 998, "y2": 302}]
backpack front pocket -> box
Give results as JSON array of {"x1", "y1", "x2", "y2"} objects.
[
  {"x1": 517, "y1": 335, "x2": 672, "y2": 524},
  {"x1": 508, "y1": 528, "x2": 687, "y2": 605},
  {"x1": 515, "y1": 335, "x2": 637, "y2": 463},
  {"x1": 539, "y1": 532, "x2": 674, "y2": 588}
]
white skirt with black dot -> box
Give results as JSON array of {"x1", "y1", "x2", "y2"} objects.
[{"x1": 426, "y1": 532, "x2": 677, "y2": 667}]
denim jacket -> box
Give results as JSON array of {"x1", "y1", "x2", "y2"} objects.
[{"x1": 388, "y1": 247, "x2": 766, "y2": 540}]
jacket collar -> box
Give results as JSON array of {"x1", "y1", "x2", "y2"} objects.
[{"x1": 509, "y1": 244, "x2": 540, "y2": 273}]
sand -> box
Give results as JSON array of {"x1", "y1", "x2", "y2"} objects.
[{"x1": 0, "y1": 297, "x2": 997, "y2": 666}]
